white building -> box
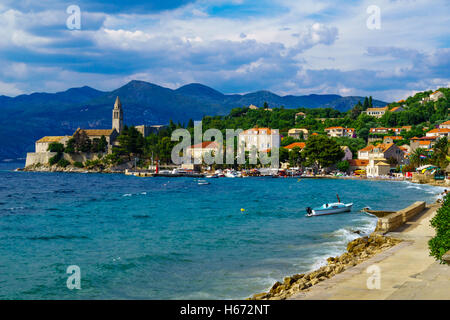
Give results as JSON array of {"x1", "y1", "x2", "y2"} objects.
[
  {"x1": 238, "y1": 127, "x2": 280, "y2": 152},
  {"x1": 288, "y1": 128, "x2": 308, "y2": 140},
  {"x1": 430, "y1": 90, "x2": 445, "y2": 102},
  {"x1": 186, "y1": 141, "x2": 221, "y2": 163},
  {"x1": 364, "y1": 107, "x2": 388, "y2": 118},
  {"x1": 426, "y1": 128, "x2": 450, "y2": 139},
  {"x1": 324, "y1": 127, "x2": 355, "y2": 138},
  {"x1": 35, "y1": 136, "x2": 71, "y2": 153}
]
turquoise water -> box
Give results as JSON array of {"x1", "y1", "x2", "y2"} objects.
[{"x1": 0, "y1": 162, "x2": 444, "y2": 299}]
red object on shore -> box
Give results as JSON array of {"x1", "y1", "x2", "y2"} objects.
[{"x1": 156, "y1": 161, "x2": 159, "y2": 174}]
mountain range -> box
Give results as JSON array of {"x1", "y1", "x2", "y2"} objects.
[{"x1": 0, "y1": 80, "x2": 387, "y2": 160}]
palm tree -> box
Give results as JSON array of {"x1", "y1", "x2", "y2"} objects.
[
  {"x1": 431, "y1": 137, "x2": 449, "y2": 169},
  {"x1": 410, "y1": 148, "x2": 428, "y2": 168}
]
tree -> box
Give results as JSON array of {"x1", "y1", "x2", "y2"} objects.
[
  {"x1": 363, "y1": 97, "x2": 369, "y2": 110},
  {"x1": 431, "y1": 137, "x2": 449, "y2": 169},
  {"x1": 116, "y1": 126, "x2": 144, "y2": 158},
  {"x1": 263, "y1": 102, "x2": 269, "y2": 109},
  {"x1": 92, "y1": 135, "x2": 108, "y2": 153},
  {"x1": 303, "y1": 135, "x2": 344, "y2": 171},
  {"x1": 336, "y1": 160, "x2": 350, "y2": 172},
  {"x1": 72, "y1": 130, "x2": 92, "y2": 153},
  {"x1": 410, "y1": 148, "x2": 428, "y2": 167},
  {"x1": 48, "y1": 142, "x2": 65, "y2": 153}
]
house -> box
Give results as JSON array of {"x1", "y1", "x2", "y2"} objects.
[
  {"x1": 35, "y1": 136, "x2": 71, "y2": 153},
  {"x1": 390, "y1": 106, "x2": 404, "y2": 113},
  {"x1": 135, "y1": 125, "x2": 167, "y2": 137},
  {"x1": 248, "y1": 104, "x2": 258, "y2": 110},
  {"x1": 430, "y1": 90, "x2": 445, "y2": 102},
  {"x1": 425, "y1": 128, "x2": 450, "y2": 139},
  {"x1": 284, "y1": 142, "x2": 306, "y2": 151},
  {"x1": 288, "y1": 128, "x2": 308, "y2": 140},
  {"x1": 366, "y1": 159, "x2": 391, "y2": 177},
  {"x1": 383, "y1": 136, "x2": 403, "y2": 144},
  {"x1": 438, "y1": 120, "x2": 450, "y2": 129},
  {"x1": 72, "y1": 128, "x2": 119, "y2": 151},
  {"x1": 295, "y1": 112, "x2": 306, "y2": 120},
  {"x1": 324, "y1": 127, "x2": 355, "y2": 138},
  {"x1": 186, "y1": 141, "x2": 221, "y2": 163},
  {"x1": 238, "y1": 127, "x2": 280, "y2": 152},
  {"x1": 370, "y1": 127, "x2": 390, "y2": 135},
  {"x1": 349, "y1": 159, "x2": 369, "y2": 171},
  {"x1": 370, "y1": 126, "x2": 411, "y2": 136},
  {"x1": 357, "y1": 143, "x2": 405, "y2": 164},
  {"x1": 365, "y1": 106, "x2": 388, "y2": 118},
  {"x1": 341, "y1": 146, "x2": 352, "y2": 161},
  {"x1": 410, "y1": 136, "x2": 437, "y2": 152}
]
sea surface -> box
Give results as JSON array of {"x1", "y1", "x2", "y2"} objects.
[{"x1": 0, "y1": 162, "x2": 445, "y2": 299}]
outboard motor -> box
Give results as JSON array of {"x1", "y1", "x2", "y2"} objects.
[{"x1": 306, "y1": 207, "x2": 312, "y2": 215}]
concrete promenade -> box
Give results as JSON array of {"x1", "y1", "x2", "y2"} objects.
[{"x1": 290, "y1": 203, "x2": 450, "y2": 300}]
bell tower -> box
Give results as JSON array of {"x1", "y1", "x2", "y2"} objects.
[{"x1": 112, "y1": 96, "x2": 123, "y2": 134}]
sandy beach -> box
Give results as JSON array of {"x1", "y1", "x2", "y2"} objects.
[{"x1": 289, "y1": 202, "x2": 450, "y2": 300}]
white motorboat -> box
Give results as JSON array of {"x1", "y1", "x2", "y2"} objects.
[
  {"x1": 306, "y1": 202, "x2": 353, "y2": 216},
  {"x1": 197, "y1": 180, "x2": 210, "y2": 185},
  {"x1": 305, "y1": 194, "x2": 352, "y2": 217}
]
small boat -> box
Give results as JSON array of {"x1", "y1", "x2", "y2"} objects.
[
  {"x1": 197, "y1": 180, "x2": 210, "y2": 185},
  {"x1": 305, "y1": 194, "x2": 352, "y2": 217},
  {"x1": 206, "y1": 174, "x2": 218, "y2": 178}
]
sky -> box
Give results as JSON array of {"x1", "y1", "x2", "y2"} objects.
[{"x1": 0, "y1": 0, "x2": 449, "y2": 101}]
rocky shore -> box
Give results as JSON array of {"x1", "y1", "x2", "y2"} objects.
[
  {"x1": 19, "y1": 163, "x2": 124, "y2": 173},
  {"x1": 249, "y1": 233, "x2": 402, "y2": 300}
]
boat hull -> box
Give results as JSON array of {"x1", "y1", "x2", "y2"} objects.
[{"x1": 306, "y1": 203, "x2": 352, "y2": 217}]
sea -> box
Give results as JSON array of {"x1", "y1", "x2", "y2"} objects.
[{"x1": 0, "y1": 162, "x2": 445, "y2": 299}]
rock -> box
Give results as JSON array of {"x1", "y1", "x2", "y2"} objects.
[
  {"x1": 283, "y1": 276, "x2": 295, "y2": 286},
  {"x1": 269, "y1": 281, "x2": 282, "y2": 294},
  {"x1": 319, "y1": 276, "x2": 327, "y2": 281},
  {"x1": 252, "y1": 292, "x2": 268, "y2": 300},
  {"x1": 309, "y1": 278, "x2": 319, "y2": 286}
]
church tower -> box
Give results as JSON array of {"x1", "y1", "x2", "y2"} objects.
[{"x1": 112, "y1": 96, "x2": 123, "y2": 134}]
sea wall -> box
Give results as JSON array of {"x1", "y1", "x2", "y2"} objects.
[
  {"x1": 25, "y1": 152, "x2": 57, "y2": 167},
  {"x1": 375, "y1": 201, "x2": 426, "y2": 233},
  {"x1": 25, "y1": 152, "x2": 103, "y2": 168}
]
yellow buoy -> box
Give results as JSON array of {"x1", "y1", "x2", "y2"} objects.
[{"x1": 241, "y1": 208, "x2": 245, "y2": 212}]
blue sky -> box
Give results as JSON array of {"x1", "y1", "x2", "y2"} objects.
[{"x1": 0, "y1": 0, "x2": 449, "y2": 101}]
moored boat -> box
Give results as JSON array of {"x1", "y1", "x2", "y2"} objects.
[{"x1": 305, "y1": 194, "x2": 352, "y2": 217}]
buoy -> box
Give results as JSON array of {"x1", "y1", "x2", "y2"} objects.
[{"x1": 241, "y1": 208, "x2": 245, "y2": 212}]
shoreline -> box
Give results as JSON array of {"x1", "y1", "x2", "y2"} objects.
[{"x1": 249, "y1": 200, "x2": 443, "y2": 300}]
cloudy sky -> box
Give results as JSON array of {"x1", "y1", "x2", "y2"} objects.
[{"x1": 0, "y1": 0, "x2": 449, "y2": 101}]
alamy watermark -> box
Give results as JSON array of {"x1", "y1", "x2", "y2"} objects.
[
  {"x1": 66, "y1": 265, "x2": 81, "y2": 290},
  {"x1": 366, "y1": 5, "x2": 381, "y2": 30},
  {"x1": 366, "y1": 264, "x2": 381, "y2": 290},
  {"x1": 66, "y1": 5, "x2": 81, "y2": 30}
]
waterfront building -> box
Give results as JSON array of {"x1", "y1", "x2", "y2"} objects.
[
  {"x1": 35, "y1": 136, "x2": 71, "y2": 153},
  {"x1": 357, "y1": 143, "x2": 405, "y2": 164},
  {"x1": 187, "y1": 141, "x2": 221, "y2": 163},
  {"x1": 366, "y1": 158, "x2": 391, "y2": 177},
  {"x1": 348, "y1": 159, "x2": 369, "y2": 172}
]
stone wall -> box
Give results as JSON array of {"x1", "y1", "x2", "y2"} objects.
[
  {"x1": 25, "y1": 152, "x2": 58, "y2": 167},
  {"x1": 25, "y1": 152, "x2": 104, "y2": 167},
  {"x1": 375, "y1": 201, "x2": 426, "y2": 233}
]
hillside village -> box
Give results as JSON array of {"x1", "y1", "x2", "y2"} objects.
[{"x1": 24, "y1": 88, "x2": 450, "y2": 181}]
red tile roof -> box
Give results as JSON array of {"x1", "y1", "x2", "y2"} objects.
[{"x1": 284, "y1": 142, "x2": 306, "y2": 150}]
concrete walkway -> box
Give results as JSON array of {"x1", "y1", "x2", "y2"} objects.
[{"x1": 290, "y1": 203, "x2": 450, "y2": 300}]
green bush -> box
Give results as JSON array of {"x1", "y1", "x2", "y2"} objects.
[
  {"x1": 48, "y1": 142, "x2": 65, "y2": 153},
  {"x1": 73, "y1": 161, "x2": 84, "y2": 168},
  {"x1": 429, "y1": 194, "x2": 450, "y2": 263},
  {"x1": 48, "y1": 153, "x2": 62, "y2": 165},
  {"x1": 57, "y1": 158, "x2": 70, "y2": 168}
]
